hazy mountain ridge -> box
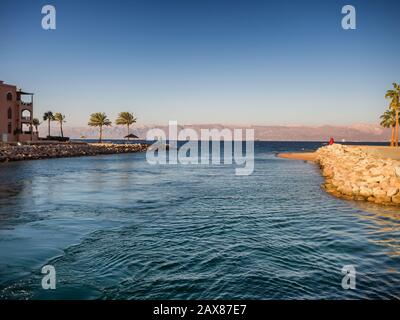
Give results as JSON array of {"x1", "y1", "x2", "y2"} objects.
[{"x1": 40, "y1": 123, "x2": 392, "y2": 142}]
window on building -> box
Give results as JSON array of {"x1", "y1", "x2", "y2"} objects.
[
  {"x1": 21, "y1": 109, "x2": 31, "y2": 120},
  {"x1": 6, "y1": 92, "x2": 12, "y2": 101},
  {"x1": 8, "y1": 123, "x2": 12, "y2": 134},
  {"x1": 8, "y1": 107, "x2": 12, "y2": 119},
  {"x1": 21, "y1": 123, "x2": 31, "y2": 134}
]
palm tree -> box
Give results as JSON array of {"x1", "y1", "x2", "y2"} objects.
[
  {"x1": 115, "y1": 112, "x2": 137, "y2": 140},
  {"x1": 43, "y1": 111, "x2": 54, "y2": 137},
  {"x1": 54, "y1": 113, "x2": 66, "y2": 138},
  {"x1": 380, "y1": 109, "x2": 396, "y2": 146},
  {"x1": 88, "y1": 112, "x2": 112, "y2": 142},
  {"x1": 32, "y1": 118, "x2": 41, "y2": 135},
  {"x1": 385, "y1": 83, "x2": 400, "y2": 146}
]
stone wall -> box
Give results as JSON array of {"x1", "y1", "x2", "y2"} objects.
[
  {"x1": 0, "y1": 143, "x2": 148, "y2": 162},
  {"x1": 316, "y1": 144, "x2": 400, "y2": 205}
]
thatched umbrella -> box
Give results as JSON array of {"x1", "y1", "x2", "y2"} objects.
[{"x1": 124, "y1": 133, "x2": 139, "y2": 141}]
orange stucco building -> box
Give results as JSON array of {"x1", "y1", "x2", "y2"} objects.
[{"x1": 0, "y1": 80, "x2": 38, "y2": 143}]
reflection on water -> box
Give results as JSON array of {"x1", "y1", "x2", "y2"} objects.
[
  {"x1": 0, "y1": 183, "x2": 24, "y2": 200},
  {"x1": 352, "y1": 202, "x2": 400, "y2": 256}
]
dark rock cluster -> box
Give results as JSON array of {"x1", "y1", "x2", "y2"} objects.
[{"x1": 0, "y1": 143, "x2": 148, "y2": 162}]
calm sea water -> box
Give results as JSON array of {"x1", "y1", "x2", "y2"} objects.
[{"x1": 0, "y1": 141, "x2": 400, "y2": 300}]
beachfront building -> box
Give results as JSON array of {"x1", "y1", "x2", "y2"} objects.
[{"x1": 0, "y1": 80, "x2": 37, "y2": 143}]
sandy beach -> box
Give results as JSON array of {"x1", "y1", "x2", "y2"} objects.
[
  {"x1": 277, "y1": 152, "x2": 317, "y2": 161},
  {"x1": 354, "y1": 146, "x2": 400, "y2": 160}
]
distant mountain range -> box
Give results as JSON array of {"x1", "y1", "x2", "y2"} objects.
[{"x1": 40, "y1": 123, "x2": 392, "y2": 142}]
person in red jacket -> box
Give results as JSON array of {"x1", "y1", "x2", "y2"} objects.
[{"x1": 329, "y1": 137, "x2": 335, "y2": 145}]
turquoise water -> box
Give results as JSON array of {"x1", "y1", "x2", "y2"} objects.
[{"x1": 0, "y1": 142, "x2": 400, "y2": 299}]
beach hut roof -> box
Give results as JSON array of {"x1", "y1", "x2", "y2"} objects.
[{"x1": 124, "y1": 133, "x2": 139, "y2": 139}]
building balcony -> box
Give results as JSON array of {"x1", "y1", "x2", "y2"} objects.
[
  {"x1": 20, "y1": 116, "x2": 32, "y2": 122},
  {"x1": 18, "y1": 101, "x2": 33, "y2": 107}
]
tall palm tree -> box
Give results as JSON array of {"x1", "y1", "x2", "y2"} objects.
[
  {"x1": 380, "y1": 109, "x2": 396, "y2": 146},
  {"x1": 43, "y1": 111, "x2": 54, "y2": 137},
  {"x1": 54, "y1": 113, "x2": 66, "y2": 138},
  {"x1": 32, "y1": 118, "x2": 41, "y2": 134},
  {"x1": 88, "y1": 112, "x2": 112, "y2": 142},
  {"x1": 385, "y1": 83, "x2": 400, "y2": 146},
  {"x1": 115, "y1": 112, "x2": 137, "y2": 140}
]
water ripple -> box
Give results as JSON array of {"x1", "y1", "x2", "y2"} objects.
[{"x1": 1, "y1": 142, "x2": 400, "y2": 299}]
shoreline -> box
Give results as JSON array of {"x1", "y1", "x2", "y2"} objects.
[
  {"x1": 277, "y1": 152, "x2": 317, "y2": 162},
  {"x1": 279, "y1": 145, "x2": 400, "y2": 206},
  {"x1": 0, "y1": 142, "x2": 149, "y2": 163}
]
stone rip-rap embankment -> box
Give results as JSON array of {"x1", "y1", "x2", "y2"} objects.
[
  {"x1": 0, "y1": 143, "x2": 148, "y2": 162},
  {"x1": 317, "y1": 144, "x2": 400, "y2": 205}
]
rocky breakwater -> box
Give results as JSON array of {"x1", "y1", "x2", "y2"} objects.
[
  {"x1": 0, "y1": 142, "x2": 149, "y2": 162},
  {"x1": 316, "y1": 144, "x2": 400, "y2": 206}
]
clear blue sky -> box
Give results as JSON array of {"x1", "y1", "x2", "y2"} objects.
[{"x1": 1, "y1": 0, "x2": 399, "y2": 127}]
